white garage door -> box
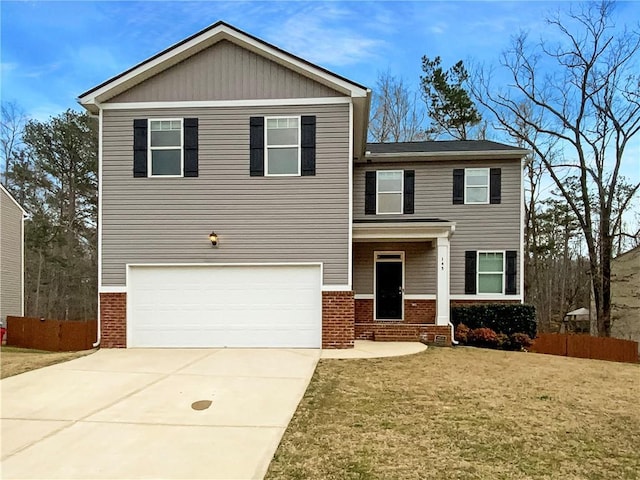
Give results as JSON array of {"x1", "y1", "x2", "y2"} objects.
[{"x1": 127, "y1": 264, "x2": 322, "y2": 348}]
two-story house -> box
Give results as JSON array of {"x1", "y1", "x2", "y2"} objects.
[{"x1": 79, "y1": 22, "x2": 526, "y2": 349}]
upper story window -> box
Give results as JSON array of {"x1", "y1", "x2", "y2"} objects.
[
  {"x1": 149, "y1": 119, "x2": 183, "y2": 176},
  {"x1": 453, "y1": 168, "x2": 501, "y2": 205},
  {"x1": 133, "y1": 118, "x2": 198, "y2": 178},
  {"x1": 364, "y1": 170, "x2": 414, "y2": 215},
  {"x1": 477, "y1": 251, "x2": 504, "y2": 294},
  {"x1": 266, "y1": 117, "x2": 300, "y2": 176},
  {"x1": 465, "y1": 168, "x2": 489, "y2": 204},
  {"x1": 377, "y1": 170, "x2": 404, "y2": 214}
]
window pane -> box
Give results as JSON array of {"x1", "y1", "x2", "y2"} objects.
[
  {"x1": 151, "y1": 150, "x2": 181, "y2": 175},
  {"x1": 267, "y1": 127, "x2": 298, "y2": 146},
  {"x1": 377, "y1": 192, "x2": 402, "y2": 213},
  {"x1": 466, "y1": 170, "x2": 488, "y2": 186},
  {"x1": 150, "y1": 120, "x2": 181, "y2": 131},
  {"x1": 377, "y1": 171, "x2": 402, "y2": 192},
  {"x1": 151, "y1": 129, "x2": 181, "y2": 147},
  {"x1": 478, "y1": 273, "x2": 503, "y2": 293},
  {"x1": 267, "y1": 147, "x2": 298, "y2": 174},
  {"x1": 479, "y1": 252, "x2": 503, "y2": 272},
  {"x1": 466, "y1": 186, "x2": 488, "y2": 203}
]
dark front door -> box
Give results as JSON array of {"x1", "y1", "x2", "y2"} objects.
[{"x1": 375, "y1": 261, "x2": 403, "y2": 320}]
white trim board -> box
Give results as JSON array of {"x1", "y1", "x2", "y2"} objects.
[
  {"x1": 100, "y1": 97, "x2": 352, "y2": 110},
  {"x1": 520, "y1": 157, "x2": 525, "y2": 302},
  {"x1": 104, "y1": 284, "x2": 352, "y2": 293},
  {"x1": 347, "y1": 99, "x2": 353, "y2": 290},
  {"x1": 100, "y1": 286, "x2": 127, "y2": 294},
  {"x1": 450, "y1": 294, "x2": 523, "y2": 301},
  {"x1": 354, "y1": 294, "x2": 436, "y2": 300},
  {"x1": 363, "y1": 150, "x2": 529, "y2": 160},
  {"x1": 405, "y1": 294, "x2": 436, "y2": 300},
  {"x1": 321, "y1": 285, "x2": 352, "y2": 292}
]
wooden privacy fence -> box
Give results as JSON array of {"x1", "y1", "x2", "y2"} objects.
[
  {"x1": 6, "y1": 316, "x2": 97, "y2": 352},
  {"x1": 531, "y1": 333, "x2": 638, "y2": 364}
]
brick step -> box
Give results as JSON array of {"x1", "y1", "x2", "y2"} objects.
[{"x1": 373, "y1": 332, "x2": 420, "y2": 342}]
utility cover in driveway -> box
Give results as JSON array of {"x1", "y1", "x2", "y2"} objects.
[{"x1": 128, "y1": 264, "x2": 322, "y2": 348}]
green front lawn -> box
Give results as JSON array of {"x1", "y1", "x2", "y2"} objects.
[{"x1": 266, "y1": 347, "x2": 640, "y2": 480}]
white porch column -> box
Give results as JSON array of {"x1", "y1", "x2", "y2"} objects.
[{"x1": 436, "y1": 236, "x2": 450, "y2": 326}]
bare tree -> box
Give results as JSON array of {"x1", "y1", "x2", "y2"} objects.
[
  {"x1": 472, "y1": 1, "x2": 640, "y2": 336},
  {"x1": 1, "y1": 101, "x2": 27, "y2": 187},
  {"x1": 369, "y1": 71, "x2": 426, "y2": 142}
]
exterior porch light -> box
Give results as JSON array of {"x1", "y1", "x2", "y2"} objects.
[{"x1": 209, "y1": 231, "x2": 218, "y2": 247}]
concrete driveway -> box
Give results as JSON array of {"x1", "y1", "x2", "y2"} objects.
[{"x1": 1, "y1": 348, "x2": 320, "y2": 479}]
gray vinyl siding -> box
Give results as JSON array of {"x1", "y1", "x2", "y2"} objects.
[
  {"x1": 353, "y1": 242, "x2": 436, "y2": 295},
  {"x1": 354, "y1": 159, "x2": 522, "y2": 295},
  {"x1": 107, "y1": 40, "x2": 343, "y2": 103},
  {"x1": 0, "y1": 189, "x2": 23, "y2": 321},
  {"x1": 101, "y1": 103, "x2": 350, "y2": 286}
]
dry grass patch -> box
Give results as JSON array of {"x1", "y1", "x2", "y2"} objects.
[
  {"x1": 267, "y1": 347, "x2": 640, "y2": 480},
  {"x1": 0, "y1": 346, "x2": 96, "y2": 379}
]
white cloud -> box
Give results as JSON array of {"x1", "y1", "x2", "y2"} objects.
[
  {"x1": 429, "y1": 23, "x2": 447, "y2": 35},
  {"x1": 0, "y1": 62, "x2": 18, "y2": 73},
  {"x1": 260, "y1": 4, "x2": 386, "y2": 67}
]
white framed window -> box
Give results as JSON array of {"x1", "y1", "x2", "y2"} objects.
[
  {"x1": 376, "y1": 170, "x2": 403, "y2": 214},
  {"x1": 465, "y1": 168, "x2": 489, "y2": 204},
  {"x1": 265, "y1": 117, "x2": 300, "y2": 176},
  {"x1": 477, "y1": 251, "x2": 505, "y2": 294},
  {"x1": 149, "y1": 119, "x2": 183, "y2": 177}
]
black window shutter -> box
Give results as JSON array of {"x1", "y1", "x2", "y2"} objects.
[
  {"x1": 365, "y1": 171, "x2": 376, "y2": 215},
  {"x1": 249, "y1": 117, "x2": 264, "y2": 176},
  {"x1": 133, "y1": 119, "x2": 148, "y2": 178},
  {"x1": 183, "y1": 118, "x2": 198, "y2": 177},
  {"x1": 453, "y1": 169, "x2": 464, "y2": 204},
  {"x1": 490, "y1": 168, "x2": 501, "y2": 204},
  {"x1": 403, "y1": 170, "x2": 415, "y2": 214},
  {"x1": 301, "y1": 115, "x2": 316, "y2": 176},
  {"x1": 505, "y1": 250, "x2": 517, "y2": 294},
  {"x1": 465, "y1": 251, "x2": 477, "y2": 294}
]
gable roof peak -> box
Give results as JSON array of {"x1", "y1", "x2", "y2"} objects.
[{"x1": 78, "y1": 20, "x2": 369, "y2": 113}]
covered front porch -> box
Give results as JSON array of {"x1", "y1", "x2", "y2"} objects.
[{"x1": 352, "y1": 220, "x2": 455, "y2": 344}]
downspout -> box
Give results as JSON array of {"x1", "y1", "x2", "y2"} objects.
[{"x1": 449, "y1": 321, "x2": 459, "y2": 345}]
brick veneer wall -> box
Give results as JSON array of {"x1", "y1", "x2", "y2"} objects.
[
  {"x1": 322, "y1": 291, "x2": 355, "y2": 349},
  {"x1": 99, "y1": 292, "x2": 126, "y2": 348},
  {"x1": 354, "y1": 323, "x2": 451, "y2": 344},
  {"x1": 354, "y1": 299, "x2": 436, "y2": 324},
  {"x1": 354, "y1": 298, "x2": 448, "y2": 344}
]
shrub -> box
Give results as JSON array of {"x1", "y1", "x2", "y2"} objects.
[
  {"x1": 496, "y1": 333, "x2": 510, "y2": 349},
  {"x1": 467, "y1": 327, "x2": 500, "y2": 349},
  {"x1": 455, "y1": 323, "x2": 470, "y2": 343},
  {"x1": 451, "y1": 304, "x2": 537, "y2": 338},
  {"x1": 509, "y1": 333, "x2": 533, "y2": 351}
]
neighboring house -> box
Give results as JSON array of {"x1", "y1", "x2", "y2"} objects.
[
  {"x1": 0, "y1": 184, "x2": 26, "y2": 325},
  {"x1": 611, "y1": 246, "x2": 640, "y2": 351},
  {"x1": 560, "y1": 307, "x2": 590, "y2": 334},
  {"x1": 78, "y1": 22, "x2": 527, "y2": 349}
]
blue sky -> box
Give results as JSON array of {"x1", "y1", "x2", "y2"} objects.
[{"x1": 1, "y1": 0, "x2": 639, "y2": 188}]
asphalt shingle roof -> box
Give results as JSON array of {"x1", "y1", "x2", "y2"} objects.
[{"x1": 366, "y1": 140, "x2": 527, "y2": 154}]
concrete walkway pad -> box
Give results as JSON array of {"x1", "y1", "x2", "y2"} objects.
[
  {"x1": 1, "y1": 348, "x2": 319, "y2": 479},
  {"x1": 321, "y1": 340, "x2": 428, "y2": 359}
]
